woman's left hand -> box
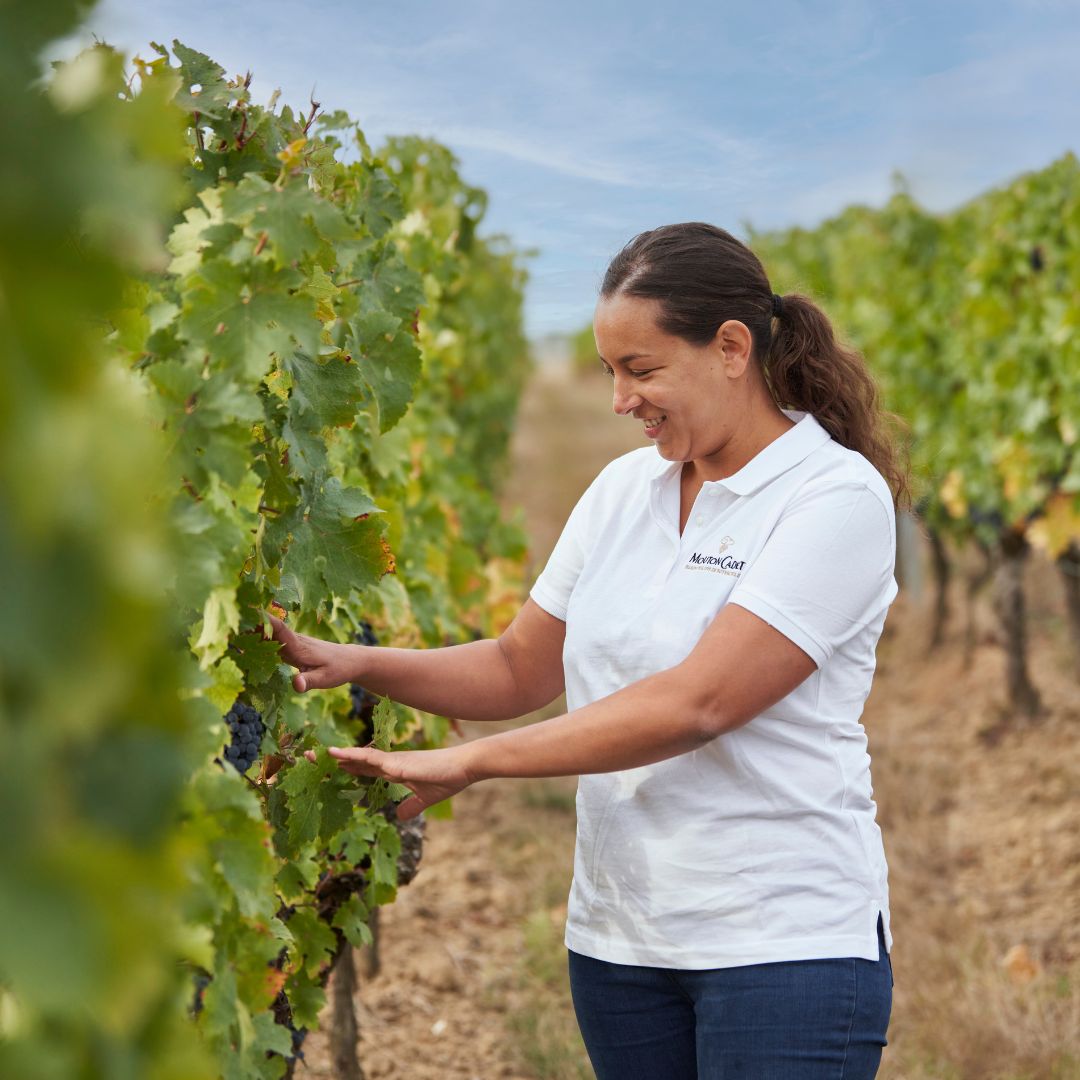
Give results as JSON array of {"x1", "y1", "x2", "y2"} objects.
[{"x1": 306, "y1": 744, "x2": 476, "y2": 821}]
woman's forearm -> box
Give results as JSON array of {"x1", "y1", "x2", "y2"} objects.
[
  {"x1": 348, "y1": 638, "x2": 539, "y2": 722},
  {"x1": 451, "y1": 604, "x2": 818, "y2": 780},
  {"x1": 459, "y1": 665, "x2": 717, "y2": 779}
]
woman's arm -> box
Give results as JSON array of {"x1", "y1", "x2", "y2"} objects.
[
  {"x1": 268, "y1": 598, "x2": 566, "y2": 722},
  {"x1": 320, "y1": 603, "x2": 816, "y2": 819}
]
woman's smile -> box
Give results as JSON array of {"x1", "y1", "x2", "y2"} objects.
[{"x1": 637, "y1": 412, "x2": 668, "y2": 438}]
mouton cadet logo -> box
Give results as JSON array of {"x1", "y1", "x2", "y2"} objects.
[{"x1": 686, "y1": 535, "x2": 746, "y2": 576}]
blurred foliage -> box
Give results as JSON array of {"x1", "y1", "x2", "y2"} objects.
[
  {"x1": 569, "y1": 322, "x2": 599, "y2": 375},
  {"x1": 0, "y1": 5, "x2": 215, "y2": 1079},
  {"x1": 1, "y1": 6, "x2": 531, "y2": 1077},
  {"x1": 749, "y1": 157, "x2": 1080, "y2": 557}
]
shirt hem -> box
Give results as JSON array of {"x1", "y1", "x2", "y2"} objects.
[
  {"x1": 563, "y1": 925, "x2": 888, "y2": 970},
  {"x1": 728, "y1": 591, "x2": 830, "y2": 667},
  {"x1": 529, "y1": 582, "x2": 568, "y2": 622}
]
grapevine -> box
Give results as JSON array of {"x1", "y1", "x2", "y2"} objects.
[
  {"x1": 748, "y1": 157, "x2": 1080, "y2": 707},
  {"x1": 1, "y1": 9, "x2": 529, "y2": 1078}
]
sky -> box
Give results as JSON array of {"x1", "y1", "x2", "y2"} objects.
[{"x1": 60, "y1": 0, "x2": 1080, "y2": 340}]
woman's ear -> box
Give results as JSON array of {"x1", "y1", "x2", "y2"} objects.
[{"x1": 713, "y1": 319, "x2": 754, "y2": 378}]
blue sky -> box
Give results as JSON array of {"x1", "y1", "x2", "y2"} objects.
[{"x1": 62, "y1": 0, "x2": 1080, "y2": 338}]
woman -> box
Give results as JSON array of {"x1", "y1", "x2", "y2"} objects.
[{"x1": 270, "y1": 222, "x2": 907, "y2": 1078}]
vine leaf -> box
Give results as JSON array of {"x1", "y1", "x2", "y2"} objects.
[
  {"x1": 220, "y1": 175, "x2": 324, "y2": 267},
  {"x1": 212, "y1": 818, "x2": 278, "y2": 921},
  {"x1": 332, "y1": 894, "x2": 374, "y2": 948},
  {"x1": 348, "y1": 308, "x2": 422, "y2": 431},
  {"x1": 179, "y1": 258, "x2": 320, "y2": 383},
  {"x1": 287, "y1": 349, "x2": 368, "y2": 429},
  {"x1": 191, "y1": 584, "x2": 240, "y2": 668},
  {"x1": 280, "y1": 755, "x2": 333, "y2": 850},
  {"x1": 282, "y1": 477, "x2": 389, "y2": 607}
]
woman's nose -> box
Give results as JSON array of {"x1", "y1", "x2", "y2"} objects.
[{"x1": 612, "y1": 376, "x2": 642, "y2": 416}]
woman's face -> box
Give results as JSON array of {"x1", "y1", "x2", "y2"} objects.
[{"x1": 593, "y1": 293, "x2": 753, "y2": 468}]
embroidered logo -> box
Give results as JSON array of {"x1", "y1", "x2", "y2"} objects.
[{"x1": 685, "y1": 536, "x2": 746, "y2": 577}]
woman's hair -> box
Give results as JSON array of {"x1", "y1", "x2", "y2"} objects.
[{"x1": 600, "y1": 222, "x2": 911, "y2": 510}]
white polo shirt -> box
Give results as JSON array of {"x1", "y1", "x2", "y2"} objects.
[{"x1": 530, "y1": 410, "x2": 897, "y2": 969}]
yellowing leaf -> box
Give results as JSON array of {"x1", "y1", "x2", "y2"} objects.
[
  {"x1": 276, "y1": 136, "x2": 308, "y2": 169},
  {"x1": 939, "y1": 469, "x2": 968, "y2": 519},
  {"x1": 204, "y1": 656, "x2": 244, "y2": 714},
  {"x1": 1027, "y1": 493, "x2": 1080, "y2": 558},
  {"x1": 192, "y1": 585, "x2": 240, "y2": 668}
]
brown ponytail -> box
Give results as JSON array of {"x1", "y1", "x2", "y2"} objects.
[{"x1": 601, "y1": 222, "x2": 911, "y2": 510}]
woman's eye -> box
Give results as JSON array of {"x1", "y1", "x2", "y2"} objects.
[
  {"x1": 629, "y1": 369, "x2": 651, "y2": 378},
  {"x1": 600, "y1": 362, "x2": 614, "y2": 378}
]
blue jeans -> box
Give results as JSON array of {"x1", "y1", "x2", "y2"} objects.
[{"x1": 568, "y1": 915, "x2": 893, "y2": 1079}]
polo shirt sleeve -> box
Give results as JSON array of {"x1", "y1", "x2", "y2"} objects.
[
  {"x1": 728, "y1": 481, "x2": 896, "y2": 667},
  {"x1": 529, "y1": 471, "x2": 605, "y2": 622}
]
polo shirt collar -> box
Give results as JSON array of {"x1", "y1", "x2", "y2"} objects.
[{"x1": 649, "y1": 410, "x2": 832, "y2": 496}]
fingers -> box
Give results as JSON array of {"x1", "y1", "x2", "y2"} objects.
[
  {"x1": 292, "y1": 666, "x2": 338, "y2": 693},
  {"x1": 328, "y1": 745, "x2": 389, "y2": 777},
  {"x1": 300, "y1": 746, "x2": 441, "y2": 821},
  {"x1": 302, "y1": 746, "x2": 389, "y2": 778},
  {"x1": 263, "y1": 612, "x2": 293, "y2": 643}
]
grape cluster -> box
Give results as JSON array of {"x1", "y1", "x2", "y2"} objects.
[
  {"x1": 348, "y1": 621, "x2": 379, "y2": 720},
  {"x1": 287, "y1": 1021, "x2": 307, "y2": 1061},
  {"x1": 223, "y1": 700, "x2": 265, "y2": 773}
]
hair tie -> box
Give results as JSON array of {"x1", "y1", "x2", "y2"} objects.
[{"x1": 771, "y1": 293, "x2": 784, "y2": 319}]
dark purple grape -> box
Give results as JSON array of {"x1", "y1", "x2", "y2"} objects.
[{"x1": 221, "y1": 698, "x2": 264, "y2": 774}]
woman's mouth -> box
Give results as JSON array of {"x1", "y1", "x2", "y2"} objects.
[{"x1": 642, "y1": 414, "x2": 666, "y2": 438}]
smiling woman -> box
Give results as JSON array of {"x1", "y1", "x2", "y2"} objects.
[{"x1": 276, "y1": 221, "x2": 910, "y2": 1080}]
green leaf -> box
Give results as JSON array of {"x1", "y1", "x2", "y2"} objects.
[
  {"x1": 276, "y1": 851, "x2": 320, "y2": 900},
  {"x1": 212, "y1": 817, "x2": 278, "y2": 921},
  {"x1": 171, "y1": 40, "x2": 233, "y2": 119},
  {"x1": 339, "y1": 808, "x2": 379, "y2": 865},
  {"x1": 370, "y1": 697, "x2": 395, "y2": 751},
  {"x1": 286, "y1": 908, "x2": 338, "y2": 977},
  {"x1": 220, "y1": 175, "x2": 324, "y2": 267},
  {"x1": 279, "y1": 756, "x2": 329, "y2": 850},
  {"x1": 230, "y1": 632, "x2": 282, "y2": 686},
  {"x1": 285, "y1": 968, "x2": 326, "y2": 1028},
  {"x1": 356, "y1": 167, "x2": 403, "y2": 239},
  {"x1": 286, "y1": 350, "x2": 368, "y2": 429},
  {"x1": 370, "y1": 818, "x2": 401, "y2": 904},
  {"x1": 179, "y1": 258, "x2": 319, "y2": 383},
  {"x1": 331, "y1": 894, "x2": 373, "y2": 948},
  {"x1": 348, "y1": 309, "x2": 422, "y2": 431},
  {"x1": 319, "y1": 788, "x2": 354, "y2": 841},
  {"x1": 202, "y1": 956, "x2": 240, "y2": 1043},
  {"x1": 282, "y1": 477, "x2": 389, "y2": 607},
  {"x1": 252, "y1": 1011, "x2": 294, "y2": 1058}
]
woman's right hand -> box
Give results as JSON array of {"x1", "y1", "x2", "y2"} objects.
[{"x1": 264, "y1": 612, "x2": 360, "y2": 694}]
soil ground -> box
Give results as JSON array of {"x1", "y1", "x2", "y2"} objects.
[{"x1": 299, "y1": 363, "x2": 1079, "y2": 1080}]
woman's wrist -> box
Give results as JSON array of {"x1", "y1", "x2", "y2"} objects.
[
  {"x1": 342, "y1": 641, "x2": 373, "y2": 685},
  {"x1": 456, "y1": 738, "x2": 490, "y2": 785}
]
